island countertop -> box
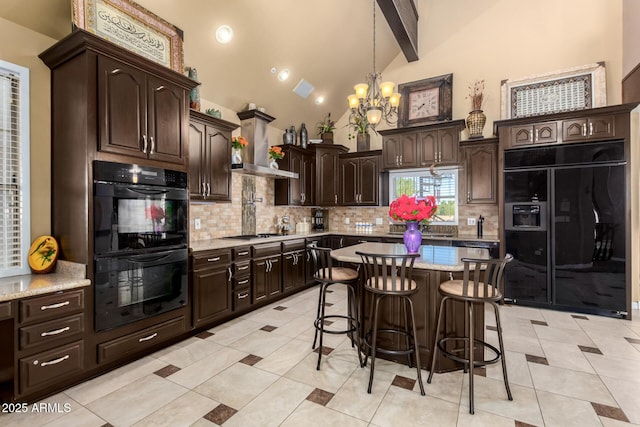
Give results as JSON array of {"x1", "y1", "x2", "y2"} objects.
[{"x1": 331, "y1": 242, "x2": 491, "y2": 271}]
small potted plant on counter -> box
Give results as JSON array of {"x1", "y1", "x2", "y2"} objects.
[{"x1": 316, "y1": 113, "x2": 336, "y2": 144}]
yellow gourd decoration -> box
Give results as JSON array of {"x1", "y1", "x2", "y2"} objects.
[{"x1": 28, "y1": 236, "x2": 59, "y2": 274}]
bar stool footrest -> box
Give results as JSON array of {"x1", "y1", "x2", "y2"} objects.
[
  {"x1": 437, "y1": 337, "x2": 501, "y2": 367},
  {"x1": 314, "y1": 315, "x2": 358, "y2": 335},
  {"x1": 363, "y1": 328, "x2": 417, "y2": 357}
]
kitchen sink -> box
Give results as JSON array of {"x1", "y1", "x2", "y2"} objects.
[{"x1": 222, "y1": 233, "x2": 281, "y2": 240}]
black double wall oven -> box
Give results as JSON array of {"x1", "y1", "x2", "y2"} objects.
[
  {"x1": 503, "y1": 141, "x2": 628, "y2": 318},
  {"x1": 93, "y1": 161, "x2": 189, "y2": 331}
]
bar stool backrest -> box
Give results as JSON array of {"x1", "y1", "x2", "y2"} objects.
[
  {"x1": 356, "y1": 252, "x2": 419, "y2": 293},
  {"x1": 460, "y1": 254, "x2": 513, "y2": 299},
  {"x1": 306, "y1": 243, "x2": 335, "y2": 281}
]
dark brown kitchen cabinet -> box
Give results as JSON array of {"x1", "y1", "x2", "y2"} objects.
[
  {"x1": 460, "y1": 138, "x2": 498, "y2": 205},
  {"x1": 561, "y1": 115, "x2": 615, "y2": 142},
  {"x1": 382, "y1": 133, "x2": 417, "y2": 169},
  {"x1": 275, "y1": 145, "x2": 315, "y2": 206},
  {"x1": 339, "y1": 151, "x2": 382, "y2": 206},
  {"x1": 315, "y1": 144, "x2": 348, "y2": 206},
  {"x1": 192, "y1": 250, "x2": 233, "y2": 328},
  {"x1": 252, "y1": 243, "x2": 283, "y2": 303},
  {"x1": 380, "y1": 120, "x2": 465, "y2": 170},
  {"x1": 15, "y1": 288, "x2": 88, "y2": 399},
  {"x1": 282, "y1": 239, "x2": 306, "y2": 293},
  {"x1": 507, "y1": 121, "x2": 557, "y2": 148},
  {"x1": 417, "y1": 127, "x2": 459, "y2": 165},
  {"x1": 98, "y1": 55, "x2": 189, "y2": 166},
  {"x1": 189, "y1": 111, "x2": 238, "y2": 201}
]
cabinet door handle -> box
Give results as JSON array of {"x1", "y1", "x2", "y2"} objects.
[
  {"x1": 301, "y1": 193, "x2": 305, "y2": 203},
  {"x1": 41, "y1": 326, "x2": 71, "y2": 337},
  {"x1": 228, "y1": 267, "x2": 232, "y2": 282},
  {"x1": 206, "y1": 183, "x2": 211, "y2": 197},
  {"x1": 40, "y1": 301, "x2": 70, "y2": 311},
  {"x1": 207, "y1": 257, "x2": 221, "y2": 262},
  {"x1": 238, "y1": 251, "x2": 249, "y2": 256},
  {"x1": 238, "y1": 292, "x2": 249, "y2": 299},
  {"x1": 266, "y1": 260, "x2": 271, "y2": 273},
  {"x1": 38, "y1": 355, "x2": 70, "y2": 367},
  {"x1": 238, "y1": 279, "x2": 249, "y2": 286},
  {"x1": 535, "y1": 129, "x2": 539, "y2": 142},
  {"x1": 138, "y1": 332, "x2": 158, "y2": 342},
  {"x1": 334, "y1": 194, "x2": 338, "y2": 204},
  {"x1": 238, "y1": 265, "x2": 249, "y2": 271},
  {"x1": 111, "y1": 68, "x2": 121, "y2": 74},
  {"x1": 589, "y1": 122, "x2": 594, "y2": 136},
  {"x1": 156, "y1": 85, "x2": 165, "y2": 91},
  {"x1": 467, "y1": 191, "x2": 471, "y2": 203},
  {"x1": 149, "y1": 136, "x2": 155, "y2": 154},
  {"x1": 399, "y1": 155, "x2": 403, "y2": 165},
  {"x1": 395, "y1": 155, "x2": 399, "y2": 166},
  {"x1": 339, "y1": 237, "x2": 344, "y2": 247},
  {"x1": 142, "y1": 135, "x2": 148, "y2": 154},
  {"x1": 582, "y1": 123, "x2": 587, "y2": 137}
]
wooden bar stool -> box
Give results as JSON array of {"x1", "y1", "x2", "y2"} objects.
[
  {"x1": 356, "y1": 250, "x2": 425, "y2": 395},
  {"x1": 307, "y1": 244, "x2": 362, "y2": 370},
  {"x1": 427, "y1": 254, "x2": 513, "y2": 414}
]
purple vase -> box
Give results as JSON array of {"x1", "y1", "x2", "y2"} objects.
[{"x1": 403, "y1": 221, "x2": 422, "y2": 253}]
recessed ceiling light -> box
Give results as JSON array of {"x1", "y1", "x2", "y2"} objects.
[
  {"x1": 277, "y1": 69, "x2": 290, "y2": 82},
  {"x1": 216, "y1": 25, "x2": 233, "y2": 44},
  {"x1": 315, "y1": 96, "x2": 324, "y2": 105}
]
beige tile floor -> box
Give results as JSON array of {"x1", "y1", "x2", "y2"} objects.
[{"x1": 2, "y1": 285, "x2": 640, "y2": 427}]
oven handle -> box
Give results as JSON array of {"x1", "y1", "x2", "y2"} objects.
[
  {"x1": 126, "y1": 187, "x2": 171, "y2": 196},
  {"x1": 123, "y1": 249, "x2": 187, "y2": 265}
]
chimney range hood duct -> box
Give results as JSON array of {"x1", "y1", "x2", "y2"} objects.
[{"x1": 232, "y1": 110, "x2": 298, "y2": 179}]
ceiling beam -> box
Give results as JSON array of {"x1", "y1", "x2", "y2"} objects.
[{"x1": 377, "y1": 0, "x2": 419, "y2": 62}]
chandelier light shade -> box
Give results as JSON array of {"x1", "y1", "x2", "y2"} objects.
[{"x1": 347, "y1": 0, "x2": 400, "y2": 129}]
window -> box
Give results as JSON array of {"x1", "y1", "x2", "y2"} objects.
[
  {"x1": 0, "y1": 59, "x2": 30, "y2": 278},
  {"x1": 389, "y1": 167, "x2": 458, "y2": 224}
]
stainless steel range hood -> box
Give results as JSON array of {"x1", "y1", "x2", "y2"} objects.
[{"x1": 232, "y1": 110, "x2": 298, "y2": 179}]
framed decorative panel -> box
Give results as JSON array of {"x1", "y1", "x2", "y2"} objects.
[
  {"x1": 72, "y1": 0, "x2": 184, "y2": 73},
  {"x1": 500, "y1": 63, "x2": 606, "y2": 119}
]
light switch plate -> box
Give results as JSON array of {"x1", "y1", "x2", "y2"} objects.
[
  {"x1": 467, "y1": 217, "x2": 476, "y2": 226},
  {"x1": 194, "y1": 218, "x2": 201, "y2": 230},
  {"x1": 344, "y1": 218, "x2": 350, "y2": 225},
  {"x1": 375, "y1": 218, "x2": 383, "y2": 225}
]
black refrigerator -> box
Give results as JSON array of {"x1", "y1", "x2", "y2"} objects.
[{"x1": 503, "y1": 140, "x2": 628, "y2": 318}]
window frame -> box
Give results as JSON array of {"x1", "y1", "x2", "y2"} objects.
[
  {"x1": 388, "y1": 167, "x2": 459, "y2": 225},
  {"x1": 0, "y1": 59, "x2": 30, "y2": 278}
]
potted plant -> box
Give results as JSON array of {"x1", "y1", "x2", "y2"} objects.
[
  {"x1": 316, "y1": 113, "x2": 336, "y2": 143},
  {"x1": 348, "y1": 115, "x2": 372, "y2": 152},
  {"x1": 268, "y1": 145, "x2": 285, "y2": 169},
  {"x1": 466, "y1": 80, "x2": 486, "y2": 139},
  {"x1": 231, "y1": 136, "x2": 248, "y2": 164}
]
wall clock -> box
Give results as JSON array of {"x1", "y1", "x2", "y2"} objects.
[{"x1": 398, "y1": 73, "x2": 453, "y2": 127}]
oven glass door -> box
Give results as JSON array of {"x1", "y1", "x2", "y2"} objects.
[
  {"x1": 94, "y1": 249, "x2": 188, "y2": 331},
  {"x1": 94, "y1": 182, "x2": 188, "y2": 255}
]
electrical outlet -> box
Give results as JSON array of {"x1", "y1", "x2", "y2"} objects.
[
  {"x1": 344, "y1": 218, "x2": 350, "y2": 225},
  {"x1": 375, "y1": 217, "x2": 383, "y2": 225},
  {"x1": 467, "y1": 217, "x2": 476, "y2": 226},
  {"x1": 194, "y1": 218, "x2": 201, "y2": 230}
]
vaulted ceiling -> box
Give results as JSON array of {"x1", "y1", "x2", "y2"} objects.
[{"x1": 0, "y1": 0, "x2": 403, "y2": 130}]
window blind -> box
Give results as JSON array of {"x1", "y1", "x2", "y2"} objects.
[{"x1": 0, "y1": 60, "x2": 30, "y2": 277}]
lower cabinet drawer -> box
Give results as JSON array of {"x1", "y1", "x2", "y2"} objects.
[
  {"x1": 19, "y1": 289, "x2": 84, "y2": 324},
  {"x1": 233, "y1": 288, "x2": 251, "y2": 311},
  {"x1": 19, "y1": 313, "x2": 85, "y2": 351},
  {"x1": 19, "y1": 340, "x2": 84, "y2": 395},
  {"x1": 97, "y1": 316, "x2": 185, "y2": 365},
  {"x1": 0, "y1": 301, "x2": 11, "y2": 320}
]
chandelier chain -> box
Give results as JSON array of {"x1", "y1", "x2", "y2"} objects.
[{"x1": 372, "y1": 0, "x2": 376, "y2": 73}]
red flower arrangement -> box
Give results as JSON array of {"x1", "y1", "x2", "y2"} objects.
[{"x1": 389, "y1": 195, "x2": 437, "y2": 223}]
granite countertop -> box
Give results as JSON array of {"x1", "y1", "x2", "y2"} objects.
[
  {"x1": 0, "y1": 260, "x2": 91, "y2": 302},
  {"x1": 331, "y1": 242, "x2": 491, "y2": 271},
  {"x1": 189, "y1": 231, "x2": 499, "y2": 253}
]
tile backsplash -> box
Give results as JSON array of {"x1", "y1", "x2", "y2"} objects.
[{"x1": 190, "y1": 174, "x2": 499, "y2": 243}]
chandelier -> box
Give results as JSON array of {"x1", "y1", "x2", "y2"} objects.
[{"x1": 347, "y1": 0, "x2": 401, "y2": 128}]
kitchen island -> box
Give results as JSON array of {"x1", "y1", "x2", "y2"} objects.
[{"x1": 331, "y1": 242, "x2": 491, "y2": 372}]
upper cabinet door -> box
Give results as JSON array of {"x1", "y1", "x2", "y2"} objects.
[
  {"x1": 438, "y1": 128, "x2": 459, "y2": 163},
  {"x1": 206, "y1": 130, "x2": 231, "y2": 201},
  {"x1": 146, "y1": 75, "x2": 187, "y2": 165},
  {"x1": 358, "y1": 156, "x2": 380, "y2": 206},
  {"x1": 98, "y1": 56, "x2": 146, "y2": 159},
  {"x1": 188, "y1": 121, "x2": 206, "y2": 200},
  {"x1": 339, "y1": 158, "x2": 359, "y2": 206},
  {"x1": 382, "y1": 136, "x2": 402, "y2": 169},
  {"x1": 417, "y1": 131, "x2": 437, "y2": 166}
]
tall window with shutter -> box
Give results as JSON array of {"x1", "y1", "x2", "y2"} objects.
[{"x1": 0, "y1": 60, "x2": 30, "y2": 277}]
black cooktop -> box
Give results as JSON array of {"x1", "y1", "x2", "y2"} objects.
[{"x1": 222, "y1": 233, "x2": 280, "y2": 240}]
